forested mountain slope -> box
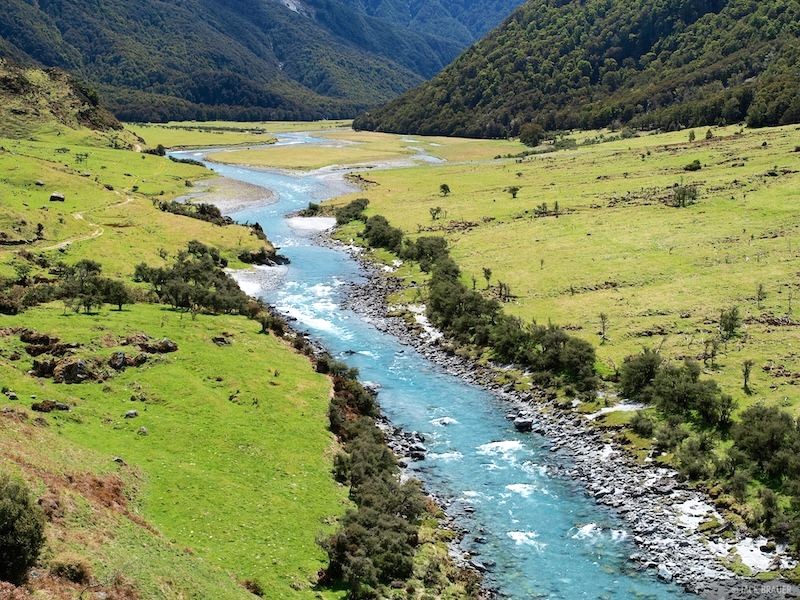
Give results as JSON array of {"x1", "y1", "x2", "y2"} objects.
[
  {"x1": 354, "y1": 0, "x2": 800, "y2": 137},
  {"x1": 0, "y1": 0, "x2": 523, "y2": 122}
]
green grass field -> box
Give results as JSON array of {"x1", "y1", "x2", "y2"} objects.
[
  {"x1": 328, "y1": 124, "x2": 800, "y2": 416},
  {"x1": 0, "y1": 303, "x2": 346, "y2": 598}
]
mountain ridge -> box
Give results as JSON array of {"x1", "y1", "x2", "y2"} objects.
[
  {"x1": 0, "y1": 0, "x2": 523, "y2": 122},
  {"x1": 354, "y1": 0, "x2": 800, "y2": 137}
]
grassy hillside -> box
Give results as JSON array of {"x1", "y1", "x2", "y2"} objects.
[
  {"x1": 331, "y1": 124, "x2": 800, "y2": 415},
  {"x1": 0, "y1": 303, "x2": 345, "y2": 598},
  {"x1": 355, "y1": 0, "x2": 800, "y2": 137},
  {"x1": 0, "y1": 0, "x2": 523, "y2": 122},
  {"x1": 0, "y1": 67, "x2": 352, "y2": 598}
]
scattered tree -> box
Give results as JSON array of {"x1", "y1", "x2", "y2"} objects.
[
  {"x1": 742, "y1": 359, "x2": 755, "y2": 395},
  {"x1": 756, "y1": 283, "x2": 767, "y2": 309},
  {"x1": 599, "y1": 312, "x2": 609, "y2": 344},
  {"x1": 429, "y1": 206, "x2": 443, "y2": 221},
  {"x1": 719, "y1": 306, "x2": 742, "y2": 341},
  {"x1": 482, "y1": 267, "x2": 492, "y2": 289},
  {"x1": 505, "y1": 186, "x2": 520, "y2": 199},
  {"x1": 688, "y1": 130, "x2": 696, "y2": 142},
  {"x1": 439, "y1": 183, "x2": 451, "y2": 197}
]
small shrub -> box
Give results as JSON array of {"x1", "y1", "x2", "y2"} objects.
[
  {"x1": 684, "y1": 159, "x2": 702, "y2": 171},
  {"x1": 670, "y1": 183, "x2": 698, "y2": 207},
  {"x1": 0, "y1": 473, "x2": 46, "y2": 584},
  {"x1": 50, "y1": 553, "x2": 92, "y2": 584}
]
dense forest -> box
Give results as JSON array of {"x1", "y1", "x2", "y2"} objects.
[
  {"x1": 0, "y1": 0, "x2": 522, "y2": 122},
  {"x1": 354, "y1": 0, "x2": 800, "y2": 137}
]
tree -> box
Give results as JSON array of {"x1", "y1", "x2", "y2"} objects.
[
  {"x1": 482, "y1": 267, "x2": 492, "y2": 289},
  {"x1": 0, "y1": 473, "x2": 45, "y2": 584},
  {"x1": 505, "y1": 186, "x2": 520, "y2": 199},
  {"x1": 60, "y1": 259, "x2": 105, "y2": 313},
  {"x1": 619, "y1": 348, "x2": 662, "y2": 401},
  {"x1": 743, "y1": 359, "x2": 755, "y2": 394},
  {"x1": 719, "y1": 306, "x2": 741, "y2": 341},
  {"x1": 756, "y1": 283, "x2": 767, "y2": 309},
  {"x1": 102, "y1": 279, "x2": 132, "y2": 311},
  {"x1": 598, "y1": 312, "x2": 609, "y2": 345},
  {"x1": 439, "y1": 184, "x2": 451, "y2": 197},
  {"x1": 520, "y1": 123, "x2": 545, "y2": 147}
]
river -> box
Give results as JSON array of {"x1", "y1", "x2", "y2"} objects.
[{"x1": 172, "y1": 134, "x2": 691, "y2": 599}]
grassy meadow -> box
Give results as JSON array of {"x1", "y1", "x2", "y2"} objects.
[
  {"x1": 324, "y1": 124, "x2": 800, "y2": 416},
  {"x1": 0, "y1": 115, "x2": 357, "y2": 597},
  {"x1": 0, "y1": 303, "x2": 345, "y2": 598}
]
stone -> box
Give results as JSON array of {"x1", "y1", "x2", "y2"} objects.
[
  {"x1": 109, "y1": 352, "x2": 127, "y2": 371},
  {"x1": 31, "y1": 400, "x2": 68, "y2": 413},
  {"x1": 124, "y1": 410, "x2": 138, "y2": 419},
  {"x1": 35, "y1": 180, "x2": 45, "y2": 186},
  {"x1": 4, "y1": 391, "x2": 17, "y2": 400},
  {"x1": 140, "y1": 338, "x2": 178, "y2": 353},
  {"x1": 53, "y1": 357, "x2": 95, "y2": 383},
  {"x1": 513, "y1": 417, "x2": 534, "y2": 432},
  {"x1": 137, "y1": 426, "x2": 148, "y2": 436},
  {"x1": 49, "y1": 192, "x2": 65, "y2": 202},
  {"x1": 657, "y1": 564, "x2": 673, "y2": 582}
]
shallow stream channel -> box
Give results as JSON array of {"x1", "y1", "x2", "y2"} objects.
[{"x1": 172, "y1": 134, "x2": 691, "y2": 599}]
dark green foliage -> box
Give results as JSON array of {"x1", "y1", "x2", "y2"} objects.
[
  {"x1": 649, "y1": 360, "x2": 735, "y2": 428},
  {"x1": 58, "y1": 259, "x2": 133, "y2": 313},
  {"x1": 630, "y1": 411, "x2": 655, "y2": 437},
  {"x1": 621, "y1": 350, "x2": 735, "y2": 429},
  {"x1": 363, "y1": 216, "x2": 403, "y2": 253},
  {"x1": 427, "y1": 256, "x2": 597, "y2": 391},
  {"x1": 401, "y1": 236, "x2": 448, "y2": 272},
  {"x1": 335, "y1": 198, "x2": 370, "y2": 226},
  {"x1": 676, "y1": 433, "x2": 717, "y2": 480},
  {"x1": 323, "y1": 357, "x2": 426, "y2": 597},
  {"x1": 134, "y1": 241, "x2": 249, "y2": 314},
  {"x1": 733, "y1": 405, "x2": 800, "y2": 479},
  {"x1": 155, "y1": 200, "x2": 234, "y2": 227},
  {"x1": 0, "y1": 0, "x2": 522, "y2": 121},
  {"x1": 719, "y1": 306, "x2": 742, "y2": 340},
  {"x1": 519, "y1": 123, "x2": 545, "y2": 147},
  {"x1": 0, "y1": 473, "x2": 46, "y2": 585},
  {"x1": 619, "y1": 347, "x2": 663, "y2": 401},
  {"x1": 355, "y1": 0, "x2": 800, "y2": 136},
  {"x1": 684, "y1": 159, "x2": 702, "y2": 172}
]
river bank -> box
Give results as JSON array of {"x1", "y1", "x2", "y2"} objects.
[{"x1": 321, "y1": 231, "x2": 800, "y2": 600}]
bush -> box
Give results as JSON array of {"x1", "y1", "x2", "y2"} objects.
[
  {"x1": 619, "y1": 348, "x2": 662, "y2": 401},
  {"x1": 0, "y1": 473, "x2": 46, "y2": 584},
  {"x1": 335, "y1": 198, "x2": 369, "y2": 225},
  {"x1": 363, "y1": 216, "x2": 403, "y2": 252},
  {"x1": 519, "y1": 122, "x2": 545, "y2": 147},
  {"x1": 50, "y1": 553, "x2": 92, "y2": 583},
  {"x1": 630, "y1": 411, "x2": 655, "y2": 437},
  {"x1": 684, "y1": 159, "x2": 702, "y2": 171}
]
